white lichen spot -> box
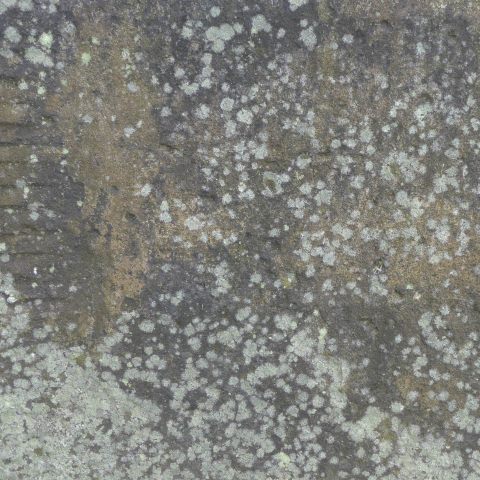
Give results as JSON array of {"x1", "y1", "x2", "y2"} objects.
[
  {"x1": 262, "y1": 171, "x2": 290, "y2": 196},
  {"x1": 127, "y1": 82, "x2": 139, "y2": 93},
  {"x1": 25, "y1": 46, "x2": 53, "y2": 67},
  {"x1": 318, "y1": 327, "x2": 327, "y2": 341},
  {"x1": 332, "y1": 223, "x2": 353, "y2": 240},
  {"x1": 0, "y1": 297, "x2": 6, "y2": 315},
  {"x1": 220, "y1": 97, "x2": 234, "y2": 112},
  {"x1": 433, "y1": 167, "x2": 459, "y2": 193},
  {"x1": 395, "y1": 190, "x2": 424, "y2": 218},
  {"x1": 274, "y1": 313, "x2": 297, "y2": 331},
  {"x1": 0, "y1": 0, "x2": 16, "y2": 15},
  {"x1": 331, "y1": 138, "x2": 341, "y2": 149},
  {"x1": 4, "y1": 26, "x2": 20, "y2": 43},
  {"x1": 159, "y1": 200, "x2": 171, "y2": 223},
  {"x1": 276, "y1": 452, "x2": 291, "y2": 466},
  {"x1": 195, "y1": 104, "x2": 210, "y2": 119},
  {"x1": 139, "y1": 320, "x2": 155, "y2": 333},
  {"x1": 210, "y1": 6, "x2": 221, "y2": 17},
  {"x1": 137, "y1": 184, "x2": 152, "y2": 197},
  {"x1": 160, "y1": 106, "x2": 171, "y2": 117},
  {"x1": 181, "y1": 25, "x2": 193, "y2": 39},
  {"x1": 205, "y1": 23, "x2": 235, "y2": 53},
  {"x1": 391, "y1": 401, "x2": 404, "y2": 413},
  {"x1": 288, "y1": 0, "x2": 309, "y2": 11},
  {"x1": 185, "y1": 216, "x2": 203, "y2": 231},
  {"x1": 344, "y1": 406, "x2": 386, "y2": 442},
  {"x1": 181, "y1": 82, "x2": 199, "y2": 96},
  {"x1": 299, "y1": 26, "x2": 317, "y2": 50},
  {"x1": 250, "y1": 272, "x2": 262, "y2": 284},
  {"x1": 251, "y1": 14, "x2": 272, "y2": 35},
  {"x1": 416, "y1": 41, "x2": 426, "y2": 56},
  {"x1": 314, "y1": 183, "x2": 332, "y2": 206},
  {"x1": 415, "y1": 102, "x2": 432, "y2": 124},
  {"x1": 360, "y1": 127, "x2": 373, "y2": 143},
  {"x1": 382, "y1": 151, "x2": 425, "y2": 183},
  {"x1": 174, "y1": 67, "x2": 185, "y2": 79},
  {"x1": 39, "y1": 31, "x2": 53, "y2": 49},
  {"x1": 370, "y1": 275, "x2": 388, "y2": 296},
  {"x1": 235, "y1": 306, "x2": 251, "y2": 321},
  {"x1": 296, "y1": 155, "x2": 311, "y2": 169},
  {"x1": 236, "y1": 108, "x2": 253, "y2": 124},
  {"x1": 123, "y1": 126, "x2": 135, "y2": 138},
  {"x1": 81, "y1": 51, "x2": 91, "y2": 65},
  {"x1": 322, "y1": 251, "x2": 336, "y2": 266},
  {"x1": 17, "y1": 0, "x2": 33, "y2": 11}
]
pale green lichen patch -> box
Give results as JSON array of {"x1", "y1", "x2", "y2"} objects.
[
  {"x1": 80, "y1": 51, "x2": 91, "y2": 65},
  {"x1": 4, "y1": 25, "x2": 20, "y2": 43},
  {"x1": 39, "y1": 31, "x2": 53, "y2": 49},
  {"x1": 205, "y1": 23, "x2": 236, "y2": 52},
  {"x1": 24, "y1": 46, "x2": 53, "y2": 67}
]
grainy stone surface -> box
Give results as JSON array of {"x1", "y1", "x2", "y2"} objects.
[{"x1": 1, "y1": 1, "x2": 480, "y2": 479}]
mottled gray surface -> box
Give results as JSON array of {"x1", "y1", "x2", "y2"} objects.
[{"x1": 1, "y1": 0, "x2": 480, "y2": 478}]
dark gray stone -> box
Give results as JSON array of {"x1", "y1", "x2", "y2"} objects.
[{"x1": 0, "y1": 1, "x2": 479, "y2": 478}]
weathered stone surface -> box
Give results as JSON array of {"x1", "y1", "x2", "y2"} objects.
[{"x1": 1, "y1": 1, "x2": 479, "y2": 478}]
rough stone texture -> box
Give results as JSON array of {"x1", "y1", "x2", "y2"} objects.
[{"x1": 1, "y1": 1, "x2": 480, "y2": 479}]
